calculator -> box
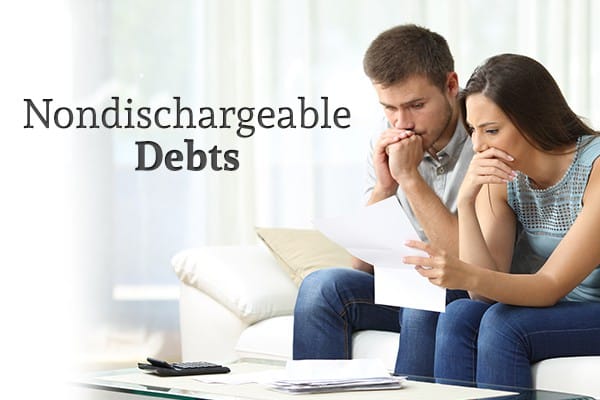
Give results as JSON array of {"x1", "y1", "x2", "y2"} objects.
[{"x1": 138, "y1": 357, "x2": 231, "y2": 376}]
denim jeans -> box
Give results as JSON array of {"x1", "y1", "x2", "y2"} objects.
[
  {"x1": 435, "y1": 298, "x2": 600, "y2": 389},
  {"x1": 292, "y1": 267, "x2": 468, "y2": 376}
]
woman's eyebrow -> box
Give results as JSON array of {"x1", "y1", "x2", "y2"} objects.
[{"x1": 476, "y1": 121, "x2": 499, "y2": 128}]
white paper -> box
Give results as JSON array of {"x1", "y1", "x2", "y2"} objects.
[
  {"x1": 314, "y1": 196, "x2": 446, "y2": 312},
  {"x1": 192, "y1": 359, "x2": 405, "y2": 393},
  {"x1": 193, "y1": 369, "x2": 287, "y2": 384},
  {"x1": 268, "y1": 359, "x2": 406, "y2": 394},
  {"x1": 284, "y1": 358, "x2": 391, "y2": 381}
]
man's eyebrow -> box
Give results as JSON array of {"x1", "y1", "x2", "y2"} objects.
[
  {"x1": 401, "y1": 97, "x2": 426, "y2": 107},
  {"x1": 379, "y1": 97, "x2": 427, "y2": 108}
]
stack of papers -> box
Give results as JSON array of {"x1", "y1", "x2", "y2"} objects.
[
  {"x1": 267, "y1": 359, "x2": 406, "y2": 394},
  {"x1": 268, "y1": 376, "x2": 406, "y2": 394}
]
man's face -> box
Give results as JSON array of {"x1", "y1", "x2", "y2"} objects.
[{"x1": 373, "y1": 74, "x2": 457, "y2": 151}]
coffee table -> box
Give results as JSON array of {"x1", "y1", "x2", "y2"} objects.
[{"x1": 74, "y1": 360, "x2": 594, "y2": 400}]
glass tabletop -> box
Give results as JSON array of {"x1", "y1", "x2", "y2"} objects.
[{"x1": 73, "y1": 360, "x2": 595, "y2": 400}]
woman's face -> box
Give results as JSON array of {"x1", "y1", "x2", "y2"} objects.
[{"x1": 465, "y1": 93, "x2": 530, "y2": 164}]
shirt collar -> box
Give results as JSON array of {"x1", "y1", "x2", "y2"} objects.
[{"x1": 424, "y1": 123, "x2": 469, "y2": 165}]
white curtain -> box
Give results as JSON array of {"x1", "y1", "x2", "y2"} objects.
[
  {"x1": 12, "y1": 0, "x2": 597, "y2": 364},
  {"x1": 199, "y1": 0, "x2": 600, "y2": 245}
]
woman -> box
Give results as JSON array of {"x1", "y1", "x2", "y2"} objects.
[{"x1": 402, "y1": 53, "x2": 600, "y2": 389}]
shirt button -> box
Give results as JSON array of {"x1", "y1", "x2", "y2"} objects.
[{"x1": 437, "y1": 166, "x2": 446, "y2": 175}]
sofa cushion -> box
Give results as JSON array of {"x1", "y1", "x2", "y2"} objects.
[
  {"x1": 236, "y1": 315, "x2": 294, "y2": 361},
  {"x1": 352, "y1": 330, "x2": 399, "y2": 371},
  {"x1": 532, "y1": 356, "x2": 600, "y2": 399},
  {"x1": 172, "y1": 246, "x2": 298, "y2": 325},
  {"x1": 255, "y1": 227, "x2": 353, "y2": 286},
  {"x1": 235, "y1": 316, "x2": 399, "y2": 371}
]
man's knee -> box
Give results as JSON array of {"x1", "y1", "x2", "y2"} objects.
[
  {"x1": 402, "y1": 308, "x2": 439, "y2": 326},
  {"x1": 295, "y1": 268, "x2": 361, "y2": 312}
]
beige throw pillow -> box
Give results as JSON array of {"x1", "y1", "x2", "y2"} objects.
[{"x1": 255, "y1": 227, "x2": 353, "y2": 286}]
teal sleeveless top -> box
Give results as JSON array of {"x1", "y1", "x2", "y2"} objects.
[{"x1": 507, "y1": 135, "x2": 600, "y2": 302}]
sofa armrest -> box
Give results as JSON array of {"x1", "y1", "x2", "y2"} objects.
[
  {"x1": 178, "y1": 281, "x2": 247, "y2": 362},
  {"x1": 172, "y1": 245, "x2": 298, "y2": 325}
]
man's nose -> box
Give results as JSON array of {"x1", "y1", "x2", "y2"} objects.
[{"x1": 393, "y1": 109, "x2": 415, "y2": 131}]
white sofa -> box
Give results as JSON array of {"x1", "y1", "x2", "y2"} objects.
[{"x1": 173, "y1": 244, "x2": 600, "y2": 399}]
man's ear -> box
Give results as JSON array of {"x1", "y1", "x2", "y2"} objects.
[{"x1": 446, "y1": 72, "x2": 459, "y2": 97}]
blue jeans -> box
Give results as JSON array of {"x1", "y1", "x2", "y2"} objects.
[
  {"x1": 292, "y1": 268, "x2": 468, "y2": 377},
  {"x1": 435, "y1": 298, "x2": 600, "y2": 389}
]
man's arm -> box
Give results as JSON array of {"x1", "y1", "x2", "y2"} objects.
[
  {"x1": 399, "y1": 175, "x2": 458, "y2": 256},
  {"x1": 351, "y1": 183, "x2": 399, "y2": 273},
  {"x1": 352, "y1": 129, "x2": 402, "y2": 273},
  {"x1": 388, "y1": 134, "x2": 459, "y2": 256}
]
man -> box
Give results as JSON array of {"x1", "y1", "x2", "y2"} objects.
[{"x1": 292, "y1": 24, "x2": 473, "y2": 377}]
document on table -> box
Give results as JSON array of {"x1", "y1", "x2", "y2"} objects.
[
  {"x1": 268, "y1": 359, "x2": 405, "y2": 394},
  {"x1": 313, "y1": 196, "x2": 446, "y2": 312},
  {"x1": 194, "y1": 359, "x2": 406, "y2": 394}
]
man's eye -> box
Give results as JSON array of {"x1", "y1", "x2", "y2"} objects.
[
  {"x1": 466, "y1": 125, "x2": 474, "y2": 135},
  {"x1": 412, "y1": 103, "x2": 425, "y2": 109}
]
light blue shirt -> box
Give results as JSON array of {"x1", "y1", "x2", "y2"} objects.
[{"x1": 507, "y1": 135, "x2": 600, "y2": 302}]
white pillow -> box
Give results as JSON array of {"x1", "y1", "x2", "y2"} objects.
[{"x1": 172, "y1": 246, "x2": 298, "y2": 325}]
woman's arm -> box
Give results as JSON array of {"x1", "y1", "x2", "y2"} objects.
[
  {"x1": 406, "y1": 159, "x2": 600, "y2": 307},
  {"x1": 454, "y1": 147, "x2": 517, "y2": 299},
  {"x1": 459, "y1": 183, "x2": 516, "y2": 300}
]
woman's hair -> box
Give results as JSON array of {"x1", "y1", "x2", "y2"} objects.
[
  {"x1": 363, "y1": 24, "x2": 454, "y2": 91},
  {"x1": 459, "y1": 53, "x2": 597, "y2": 151}
]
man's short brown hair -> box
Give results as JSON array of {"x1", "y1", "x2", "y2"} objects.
[{"x1": 363, "y1": 24, "x2": 454, "y2": 90}]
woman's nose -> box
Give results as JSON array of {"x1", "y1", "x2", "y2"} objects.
[{"x1": 471, "y1": 131, "x2": 488, "y2": 152}]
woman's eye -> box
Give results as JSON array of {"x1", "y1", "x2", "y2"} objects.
[{"x1": 485, "y1": 129, "x2": 499, "y2": 134}]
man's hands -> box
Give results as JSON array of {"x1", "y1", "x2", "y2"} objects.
[
  {"x1": 373, "y1": 129, "x2": 424, "y2": 196},
  {"x1": 387, "y1": 131, "x2": 424, "y2": 184},
  {"x1": 357, "y1": 130, "x2": 426, "y2": 273}
]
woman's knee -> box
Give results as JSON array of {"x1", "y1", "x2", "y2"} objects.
[
  {"x1": 437, "y1": 299, "x2": 489, "y2": 343},
  {"x1": 478, "y1": 303, "x2": 527, "y2": 351}
]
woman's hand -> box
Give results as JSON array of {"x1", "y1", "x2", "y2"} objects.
[
  {"x1": 457, "y1": 148, "x2": 516, "y2": 207},
  {"x1": 403, "y1": 240, "x2": 476, "y2": 290}
]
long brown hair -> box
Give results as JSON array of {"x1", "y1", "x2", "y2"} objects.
[{"x1": 459, "y1": 53, "x2": 597, "y2": 151}]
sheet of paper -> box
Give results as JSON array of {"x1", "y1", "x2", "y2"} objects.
[
  {"x1": 194, "y1": 369, "x2": 286, "y2": 384},
  {"x1": 314, "y1": 196, "x2": 446, "y2": 312},
  {"x1": 284, "y1": 358, "x2": 391, "y2": 381},
  {"x1": 264, "y1": 359, "x2": 405, "y2": 394},
  {"x1": 194, "y1": 359, "x2": 390, "y2": 384}
]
